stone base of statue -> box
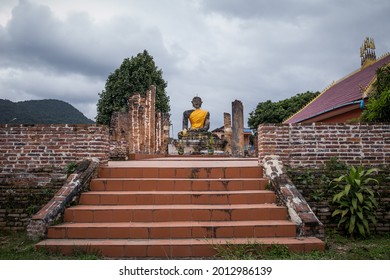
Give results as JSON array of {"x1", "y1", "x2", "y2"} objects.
[{"x1": 169, "y1": 131, "x2": 227, "y2": 155}]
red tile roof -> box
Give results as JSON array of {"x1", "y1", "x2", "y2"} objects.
[{"x1": 284, "y1": 53, "x2": 390, "y2": 123}]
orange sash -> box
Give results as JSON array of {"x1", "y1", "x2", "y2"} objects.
[{"x1": 189, "y1": 109, "x2": 208, "y2": 129}]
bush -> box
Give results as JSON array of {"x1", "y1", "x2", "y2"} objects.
[{"x1": 331, "y1": 166, "x2": 379, "y2": 238}]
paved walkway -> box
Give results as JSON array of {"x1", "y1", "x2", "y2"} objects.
[{"x1": 108, "y1": 157, "x2": 259, "y2": 168}]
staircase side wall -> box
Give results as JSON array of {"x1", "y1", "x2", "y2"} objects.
[
  {"x1": 27, "y1": 158, "x2": 100, "y2": 240},
  {"x1": 262, "y1": 155, "x2": 324, "y2": 239}
]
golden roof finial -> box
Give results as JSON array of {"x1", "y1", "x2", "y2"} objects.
[{"x1": 361, "y1": 37, "x2": 376, "y2": 68}]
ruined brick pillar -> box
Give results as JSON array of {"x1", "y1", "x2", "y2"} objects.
[
  {"x1": 162, "y1": 113, "x2": 170, "y2": 153},
  {"x1": 111, "y1": 85, "x2": 170, "y2": 157},
  {"x1": 128, "y1": 94, "x2": 141, "y2": 153},
  {"x1": 110, "y1": 112, "x2": 129, "y2": 142},
  {"x1": 223, "y1": 112, "x2": 232, "y2": 155},
  {"x1": 232, "y1": 100, "x2": 244, "y2": 157},
  {"x1": 155, "y1": 111, "x2": 162, "y2": 153},
  {"x1": 143, "y1": 92, "x2": 149, "y2": 153},
  {"x1": 154, "y1": 112, "x2": 170, "y2": 154},
  {"x1": 138, "y1": 103, "x2": 145, "y2": 152},
  {"x1": 148, "y1": 86, "x2": 156, "y2": 153},
  {"x1": 109, "y1": 111, "x2": 130, "y2": 160}
]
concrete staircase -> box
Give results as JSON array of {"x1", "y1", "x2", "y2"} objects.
[{"x1": 36, "y1": 158, "x2": 324, "y2": 258}]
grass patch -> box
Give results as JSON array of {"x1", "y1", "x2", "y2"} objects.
[
  {"x1": 215, "y1": 232, "x2": 390, "y2": 260},
  {"x1": 0, "y1": 230, "x2": 102, "y2": 260}
]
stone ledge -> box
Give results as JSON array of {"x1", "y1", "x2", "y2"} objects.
[
  {"x1": 26, "y1": 158, "x2": 100, "y2": 240},
  {"x1": 262, "y1": 155, "x2": 324, "y2": 239}
]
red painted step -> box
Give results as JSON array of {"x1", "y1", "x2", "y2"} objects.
[
  {"x1": 79, "y1": 190, "x2": 276, "y2": 205},
  {"x1": 48, "y1": 220, "x2": 297, "y2": 239},
  {"x1": 37, "y1": 237, "x2": 325, "y2": 258},
  {"x1": 90, "y1": 178, "x2": 268, "y2": 191},
  {"x1": 98, "y1": 166, "x2": 262, "y2": 179},
  {"x1": 63, "y1": 204, "x2": 288, "y2": 223}
]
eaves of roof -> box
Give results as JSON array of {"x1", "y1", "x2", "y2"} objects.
[{"x1": 290, "y1": 99, "x2": 364, "y2": 123}]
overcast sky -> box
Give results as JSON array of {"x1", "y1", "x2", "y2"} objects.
[{"x1": 1, "y1": 0, "x2": 389, "y2": 135}]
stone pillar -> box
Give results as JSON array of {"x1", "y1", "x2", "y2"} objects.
[
  {"x1": 162, "y1": 113, "x2": 170, "y2": 153},
  {"x1": 109, "y1": 111, "x2": 130, "y2": 160},
  {"x1": 155, "y1": 111, "x2": 168, "y2": 154},
  {"x1": 148, "y1": 86, "x2": 156, "y2": 153},
  {"x1": 128, "y1": 98, "x2": 134, "y2": 154},
  {"x1": 223, "y1": 113, "x2": 232, "y2": 155},
  {"x1": 232, "y1": 100, "x2": 244, "y2": 157},
  {"x1": 128, "y1": 94, "x2": 141, "y2": 153},
  {"x1": 138, "y1": 104, "x2": 145, "y2": 153},
  {"x1": 144, "y1": 90, "x2": 150, "y2": 153},
  {"x1": 110, "y1": 112, "x2": 129, "y2": 142}
]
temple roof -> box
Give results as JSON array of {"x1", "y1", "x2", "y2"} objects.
[{"x1": 284, "y1": 53, "x2": 390, "y2": 124}]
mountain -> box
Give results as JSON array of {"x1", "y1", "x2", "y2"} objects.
[{"x1": 0, "y1": 99, "x2": 95, "y2": 124}]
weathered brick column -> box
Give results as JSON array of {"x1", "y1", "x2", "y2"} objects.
[
  {"x1": 162, "y1": 113, "x2": 170, "y2": 153},
  {"x1": 109, "y1": 112, "x2": 130, "y2": 160},
  {"x1": 128, "y1": 94, "x2": 141, "y2": 153},
  {"x1": 232, "y1": 100, "x2": 244, "y2": 157},
  {"x1": 155, "y1": 112, "x2": 170, "y2": 154},
  {"x1": 223, "y1": 112, "x2": 232, "y2": 154},
  {"x1": 147, "y1": 86, "x2": 156, "y2": 153},
  {"x1": 139, "y1": 102, "x2": 146, "y2": 152}
]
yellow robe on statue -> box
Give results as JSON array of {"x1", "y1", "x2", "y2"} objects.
[{"x1": 189, "y1": 109, "x2": 208, "y2": 129}]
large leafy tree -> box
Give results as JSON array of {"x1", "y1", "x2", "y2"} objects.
[
  {"x1": 248, "y1": 91, "x2": 319, "y2": 129},
  {"x1": 96, "y1": 50, "x2": 170, "y2": 124},
  {"x1": 361, "y1": 65, "x2": 390, "y2": 122}
]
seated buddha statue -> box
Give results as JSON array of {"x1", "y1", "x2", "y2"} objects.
[{"x1": 179, "y1": 96, "x2": 210, "y2": 138}]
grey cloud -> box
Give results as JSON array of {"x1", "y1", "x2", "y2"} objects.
[
  {"x1": 1, "y1": 0, "x2": 173, "y2": 78},
  {"x1": 0, "y1": 0, "x2": 175, "y2": 121},
  {"x1": 1, "y1": 1, "x2": 107, "y2": 76},
  {"x1": 200, "y1": 0, "x2": 330, "y2": 21}
]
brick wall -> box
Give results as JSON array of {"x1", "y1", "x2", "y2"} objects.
[
  {"x1": 1, "y1": 124, "x2": 109, "y2": 172},
  {"x1": 258, "y1": 123, "x2": 390, "y2": 168},
  {"x1": 0, "y1": 124, "x2": 109, "y2": 230}
]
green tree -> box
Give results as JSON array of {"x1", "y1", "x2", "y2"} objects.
[
  {"x1": 361, "y1": 65, "x2": 390, "y2": 122},
  {"x1": 248, "y1": 91, "x2": 319, "y2": 129},
  {"x1": 96, "y1": 50, "x2": 170, "y2": 124}
]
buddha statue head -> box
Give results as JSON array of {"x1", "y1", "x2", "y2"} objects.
[{"x1": 191, "y1": 96, "x2": 203, "y2": 109}]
